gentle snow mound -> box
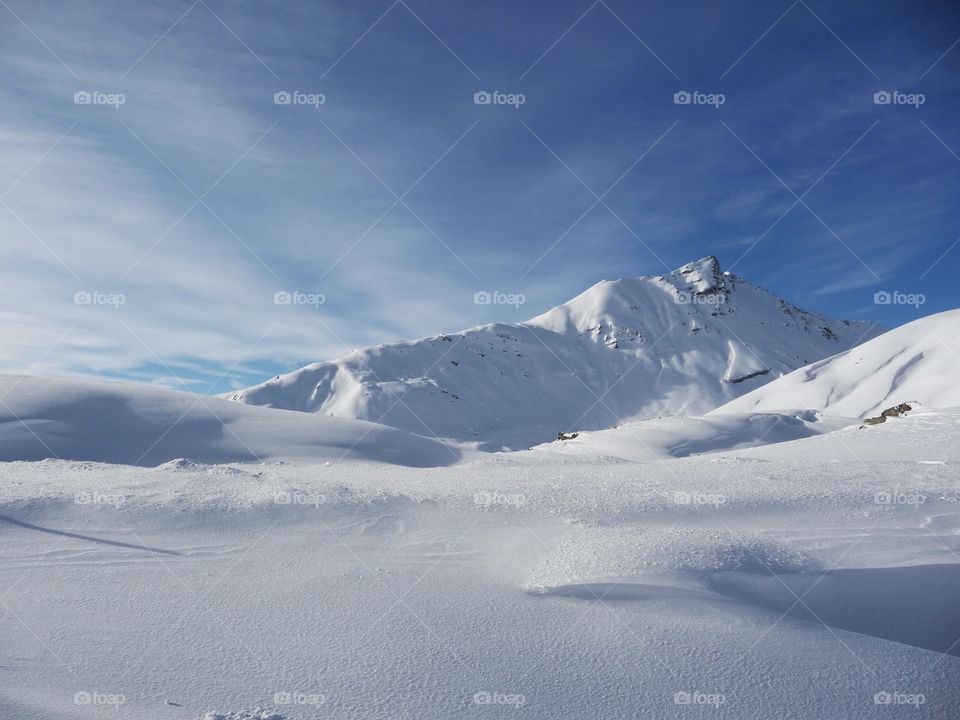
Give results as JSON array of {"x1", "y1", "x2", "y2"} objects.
[
  {"x1": 0, "y1": 375, "x2": 457, "y2": 467},
  {"x1": 529, "y1": 410, "x2": 847, "y2": 462}
]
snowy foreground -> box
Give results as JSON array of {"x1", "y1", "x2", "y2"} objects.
[{"x1": 2, "y1": 408, "x2": 959, "y2": 719}]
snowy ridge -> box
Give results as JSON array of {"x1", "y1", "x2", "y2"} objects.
[
  {"x1": 229, "y1": 257, "x2": 884, "y2": 449},
  {"x1": 713, "y1": 309, "x2": 960, "y2": 417},
  {"x1": 0, "y1": 375, "x2": 457, "y2": 467}
]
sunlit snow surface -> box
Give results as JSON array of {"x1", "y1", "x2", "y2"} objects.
[{"x1": 2, "y1": 407, "x2": 959, "y2": 719}]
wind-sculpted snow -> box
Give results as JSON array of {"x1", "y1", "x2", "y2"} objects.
[
  {"x1": 2, "y1": 414, "x2": 960, "y2": 719},
  {"x1": 714, "y1": 309, "x2": 960, "y2": 418},
  {"x1": 526, "y1": 410, "x2": 849, "y2": 462},
  {"x1": 0, "y1": 375, "x2": 457, "y2": 467},
  {"x1": 230, "y1": 257, "x2": 883, "y2": 449}
]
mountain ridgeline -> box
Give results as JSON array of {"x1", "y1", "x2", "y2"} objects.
[{"x1": 229, "y1": 257, "x2": 885, "y2": 449}]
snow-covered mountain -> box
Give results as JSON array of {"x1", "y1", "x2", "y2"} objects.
[
  {"x1": 229, "y1": 257, "x2": 885, "y2": 449},
  {"x1": 713, "y1": 308, "x2": 960, "y2": 417}
]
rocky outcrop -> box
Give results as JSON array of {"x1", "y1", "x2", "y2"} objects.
[{"x1": 861, "y1": 402, "x2": 914, "y2": 428}]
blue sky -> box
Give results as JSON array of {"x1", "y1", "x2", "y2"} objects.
[{"x1": 1, "y1": 0, "x2": 958, "y2": 392}]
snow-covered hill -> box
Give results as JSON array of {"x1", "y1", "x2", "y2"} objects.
[
  {"x1": 229, "y1": 257, "x2": 884, "y2": 449},
  {"x1": 714, "y1": 309, "x2": 960, "y2": 418},
  {"x1": 0, "y1": 376, "x2": 457, "y2": 467}
]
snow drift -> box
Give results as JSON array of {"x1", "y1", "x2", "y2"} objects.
[
  {"x1": 714, "y1": 309, "x2": 960, "y2": 417},
  {"x1": 0, "y1": 375, "x2": 457, "y2": 467},
  {"x1": 527, "y1": 410, "x2": 847, "y2": 462}
]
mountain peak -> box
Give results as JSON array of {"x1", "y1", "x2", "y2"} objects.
[{"x1": 673, "y1": 256, "x2": 725, "y2": 294}]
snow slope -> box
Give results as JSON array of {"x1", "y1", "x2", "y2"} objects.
[
  {"x1": 529, "y1": 405, "x2": 960, "y2": 465},
  {"x1": 525, "y1": 410, "x2": 852, "y2": 463},
  {"x1": 1, "y1": 415, "x2": 958, "y2": 719},
  {"x1": 719, "y1": 406, "x2": 960, "y2": 462},
  {"x1": 0, "y1": 375, "x2": 457, "y2": 467},
  {"x1": 528, "y1": 305, "x2": 960, "y2": 462},
  {"x1": 714, "y1": 309, "x2": 960, "y2": 418},
  {"x1": 229, "y1": 257, "x2": 884, "y2": 450}
]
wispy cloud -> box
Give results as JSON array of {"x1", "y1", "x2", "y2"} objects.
[{"x1": 0, "y1": 0, "x2": 957, "y2": 387}]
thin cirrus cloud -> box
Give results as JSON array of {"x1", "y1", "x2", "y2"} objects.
[{"x1": 0, "y1": 0, "x2": 958, "y2": 391}]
